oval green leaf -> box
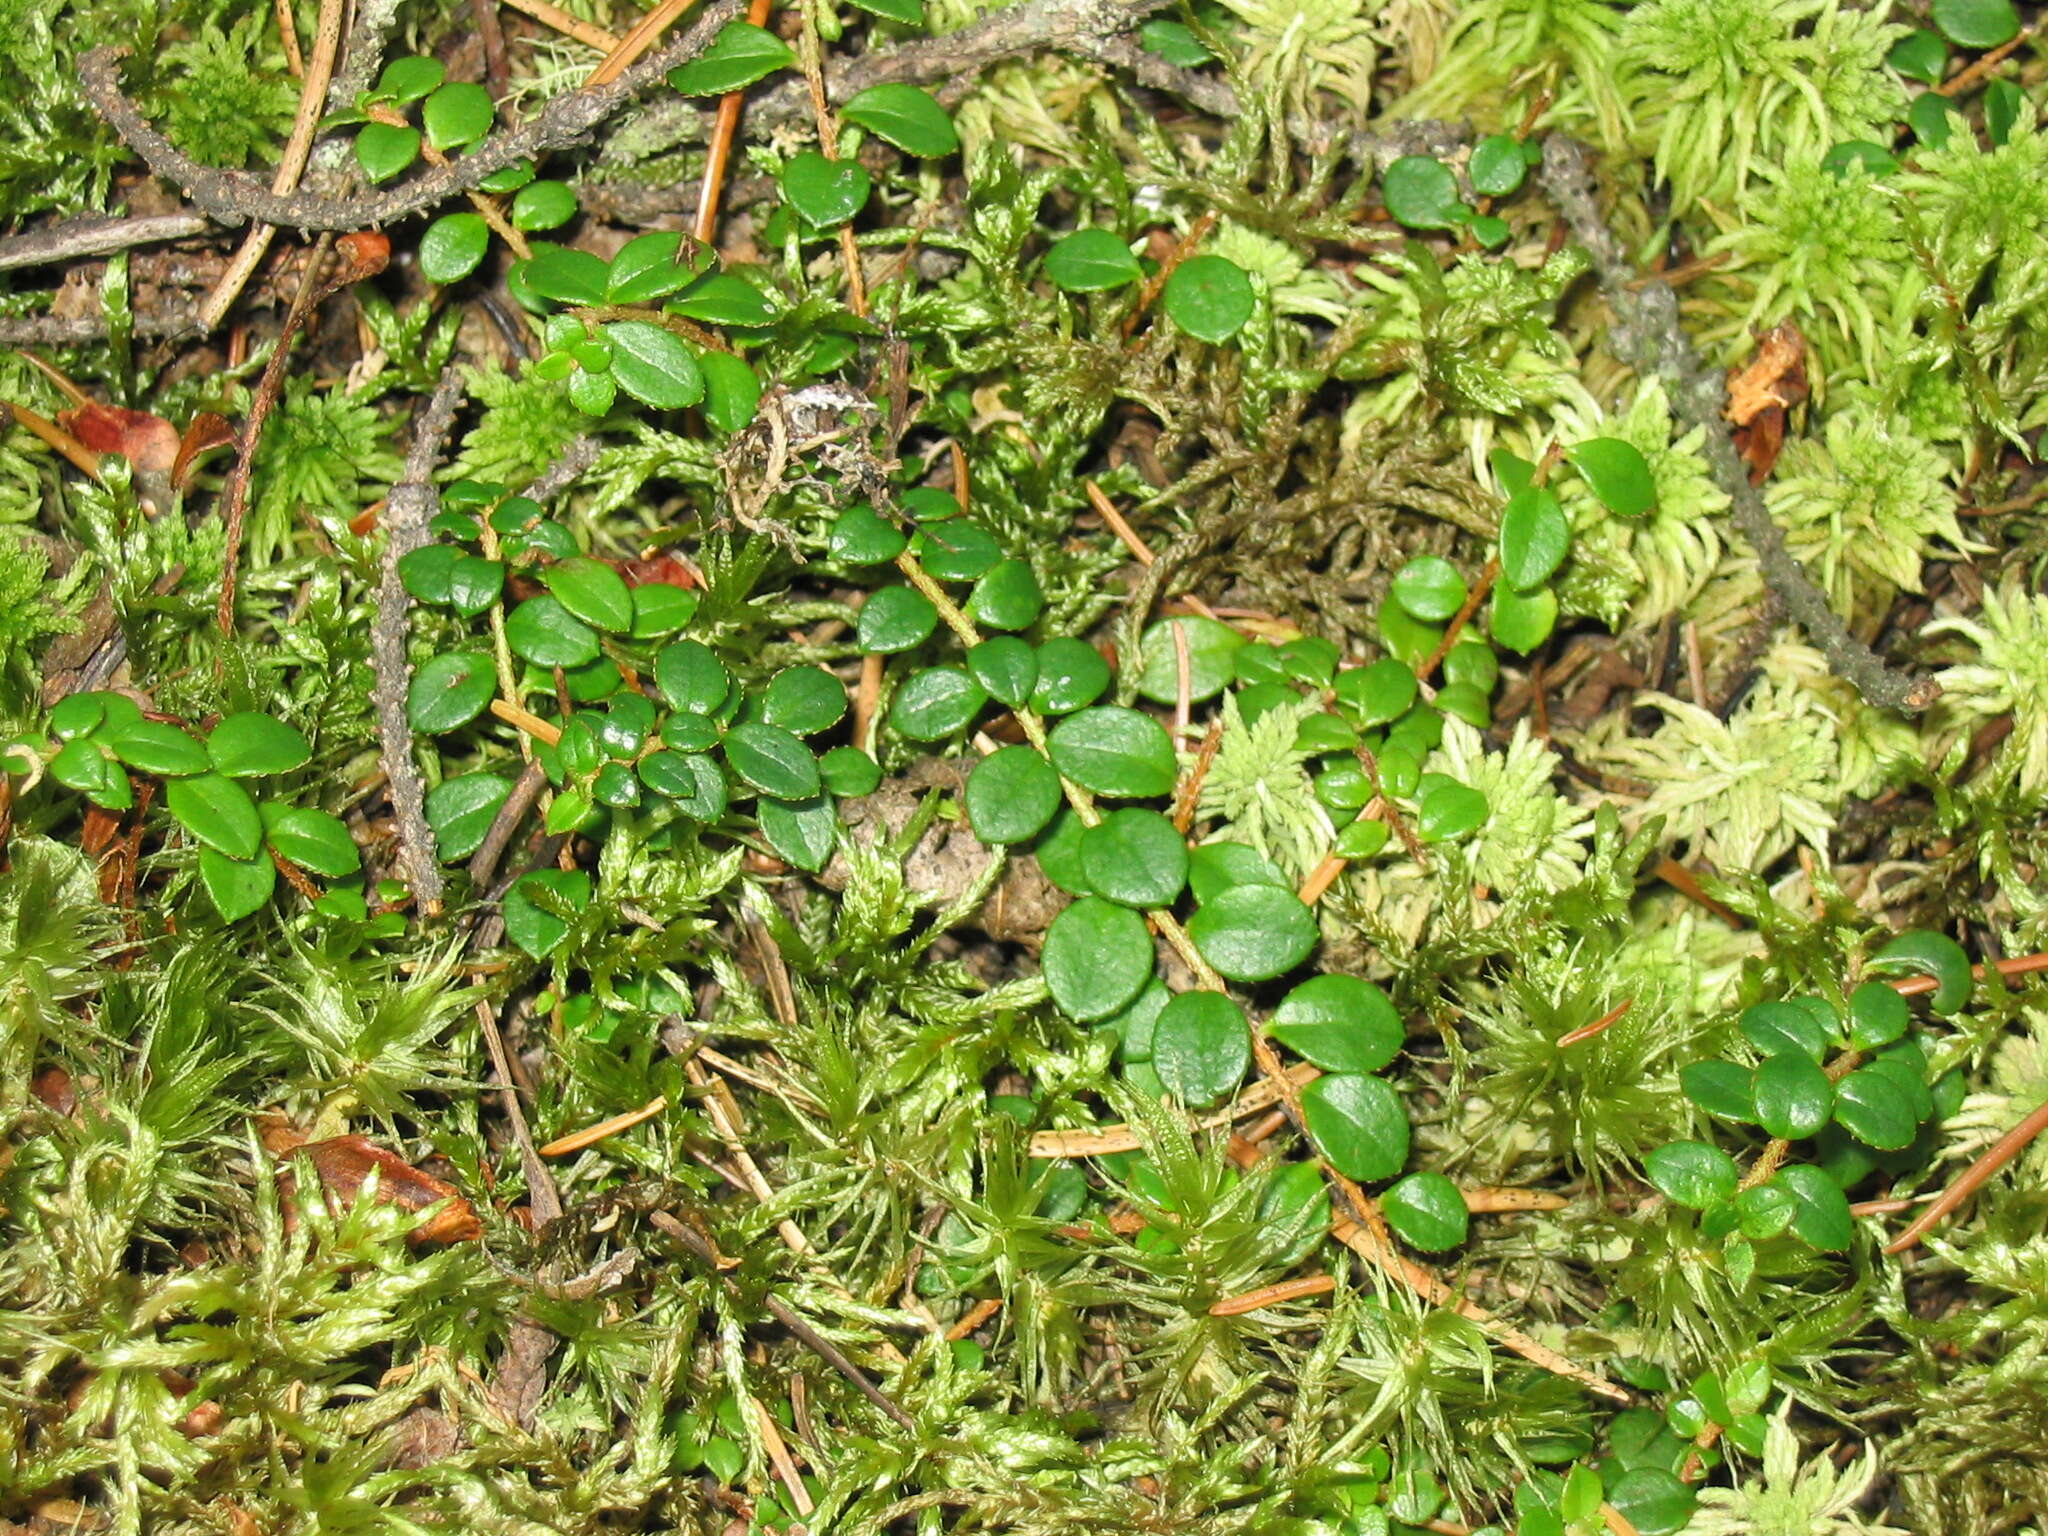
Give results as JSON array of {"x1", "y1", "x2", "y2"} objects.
[
  {"x1": 1381, "y1": 1170, "x2": 1470, "y2": 1252},
  {"x1": 1151, "y1": 991, "x2": 1250, "y2": 1107},
  {"x1": 1046, "y1": 707, "x2": 1177, "y2": 798},
  {"x1": 966, "y1": 745, "x2": 1064, "y2": 845},
  {"x1": 1301, "y1": 1072, "x2": 1410, "y2": 1182},
  {"x1": 1079, "y1": 808, "x2": 1189, "y2": 909},
  {"x1": 1270, "y1": 974, "x2": 1404, "y2": 1074},
  {"x1": 1042, "y1": 896, "x2": 1155, "y2": 1021},
  {"x1": 1187, "y1": 882, "x2": 1318, "y2": 982}
]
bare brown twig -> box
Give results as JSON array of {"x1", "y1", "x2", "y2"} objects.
[
  {"x1": 370, "y1": 366, "x2": 467, "y2": 916},
  {"x1": 77, "y1": 4, "x2": 742, "y2": 231},
  {"x1": 1536, "y1": 136, "x2": 1937, "y2": 714}
]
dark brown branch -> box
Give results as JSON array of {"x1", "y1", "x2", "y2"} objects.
[
  {"x1": 830, "y1": 0, "x2": 1174, "y2": 95},
  {"x1": 372, "y1": 366, "x2": 467, "y2": 916},
  {"x1": 1537, "y1": 136, "x2": 1939, "y2": 714},
  {"x1": 0, "y1": 309, "x2": 202, "y2": 346},
  {"x1": 0, "y1": 211, "x2": 209, "y2": 274},
  {"x1": 77, "y1": 0, "x2": 742, "y2": 232}
]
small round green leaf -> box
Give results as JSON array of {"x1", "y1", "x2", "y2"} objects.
[
  {"x1": 1499, "y1": 486, "x2": 1570, "y2": 592},
  {"x1": 831, "y1": 505, "x2": 907, "y2": 565},
  {"x1": 376, "y1": 55, "x2": 445, "y2": 103},
  {"x1": 544, "y1": 557, "x2": 633, "y2": 633},
  {"x1": 1047, "y1": 707, "x2": 1177, "y2": 798},
  {"x1": 655, "y1": 640, "x2": 730, "y2": 715},
  {"x1": 1333, "y1": 656, "x2": 1417, "y2": 727},
  {"x1": 722, "y1": 722, "x2": 821, "y2": 800},
  {"x1": 819, "y1": 746, "x2": 882, "y2": 798},
  {"x1": 207, "y1": 713, "x2": 311, "y2": 778},
  {"x1": 165, "y1": 773, "x2": 263, "y2": 860},
  {"x1": 199, "y1": 848, "x2": 276, "y2": 921},
  {"x1": 1565, "y1": 438, "x2": 1656, "y2": 520},
  {"x1": 890, "y1": 667, "x2": 988, "y2": 740},
  {"x1": 782, "y1": 151, "x2": 872, "y2": 227},
  {"x1": 1042, "y1": 896, "x2": 1155, "y2": 1021},
  {"x1": 1752, "y1": 1052, "x2": 1834, "y2": 1140},
  {"x1": 1135, "y1": 617, "x2": 1244, "y2": 705},
  {"x1": 757, "y1": 793, "x2": 838, "y2": 873},
  {"x1": 1417, "y1": 779, "x2": 1488, "y2": 843},
  {"x1": 1391, "y1": 556, "x2": 1466, "y2": 622},
  {"x1": 1741, "y1": 1000, "x2": 1831, "y2": 1062},
  {"x1": 512, "y1": 180, "x2": 578, "y2": 232},
  {"x1": 1733, "y1": 1181, "x2": 1798, "y2": 1240},
  {"x1": 966, "y1": 745, "x2": 1063, "y2": 844},
  {"x1": 760, "y1": 666, "x2": 846, "y2": 735},
  {"x1": 503, "y1": 868, "x2": 590, "y2": 957},
  {"x1": 1151, "y1": 991, "x2": 1250, "y2": 1107},
  {"x1": 266, "y1": 807, "x2": 360, "y2": 878},
  {"x1": 1162, "y1": 255, "x2": 1254, "y2": 343},
  {"x1": 521, "y1": 244, "x2": 609, "y2": 305},
  {"x1": 632, "y1": 582, "x2": 698, "y2": 638},
  {"x1": 1270, "y1": 974, "x2": 1404, "y2": 1074},
  {"x1": 967, "y1": 559, "x2": 1045, "y2": 631},
  {"x1": 1467, "y1": 135, "x2": 1527, "y2": 197},
  {"x1": 505, "y1": 594, "x2": 601, "y2": 667},
  {"x1": 1381, "y1": 155, "x2": 1462, "y2": 230},
  {"x1": 420, "y1": 212, "x2": 491, "y2": 283},
  {"x1": 607, "y1": 231, "x2": 705, "y2": 304},
  {"x1": 49, "y1": 738, "x2": 130, "y2": 808},
  {"x1": 1847, "y1": 981, "x2": 1911, "y2": 1050},
  {"x1": 1644, "y1": 1141, "x2": 1740, "y2": 1210},
  {"x1": 1045, "y1": 228, "x2": 1143, "y2": 292},
  {"x1": 666, "y1": 273, "x2": 775, "y2": 326},
  {"x1": 1867, "y1": 929, "x2": 1973, "y2": 1015},
  {"x1": 1381, "y1": 1171, "x2": 1469, "y2": 1252},
  {"x1": 1080, "y1": 808, "x2": 1189, "y2": 909},
  {"x1": 858, "y1": 585, "x2": 938, "y2": 653},
  {"x1": 700, "y1": 351, "x2": 763, "y2": 434},
  {"x1": 842, "y1": 82, "x2": 959, "y2": 156},
  {"x1": 354, "y1": 121, "x2": 421, "y2": 183},
  {"x1": 638, "y1": 751, "x2": 729, "y2": 819},
  {"x1": 1186, "y1": 842, "x2": 1288, "y2": 904},
  {"x1": 1441, "y1": 641, "x2": 1498, "y2": 694},
  {"x1": 913, "y1": 519, "x2": 1002, "y2": 581},
  {"x1": 1187, "y1": 882, "x2": 1318, "y2": 982},
  {"x1": 426, "y1": 774, "x2": 512, "y2": 860},
  {"x1": 1776, "y1": 1163, "x2": 1854, "y2": 1251},
  {"x1": 104, "y1": 719, "x2": 210, "y2": 777},
  {"x1": 605, "y1": 321, "x2": 705, "y2": 409},
  {"x1": 1031, "y1": 638, "x2": 1111, "y2": 714},
  {"x1": 1933, "y1": 0, "x2": 2020, "y2": 48},
  {"x1": 666, "y1": 20, "x2": 796, "y2": 95},
  {"x1": 1301, "y1": 1072, "x2": 1410, "y2": 1182},
  {"x1": 1681, "y1": 1060, "x2": 1756, "y2": 1122},
  {"x1": 1832, "y1": 1068, "x2": 1918, "y2": 1150},
  {"x1": 967, "y1": 637, "x2": 1038, "y2": 708},
  {"x1": 1488, "y1": 581, "x2": 1556, "y2": 653},
  {"x1": 422, "y1": 81, "x2": 494, "y2": 151},
  {"x1": 1605, "y1": 1469, "x2": 1695, "y2": 1536},
  {"x1": 1888, "y1": 27, "x2": 1949, "y2": 84}
]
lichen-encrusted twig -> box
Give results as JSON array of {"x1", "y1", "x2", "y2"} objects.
[
  {"x1": 372, "y1": 366, "x2": 466, "y2": 915},
  {"x1": 1537, "y1": 136, "x2": 1939, "y2": 714},
  {"x1": 0, "y1": 212, "x2": 209, "y2": 274},
  {"x1": 76, "y1": 0, "x2": 741, "y2": 233}
]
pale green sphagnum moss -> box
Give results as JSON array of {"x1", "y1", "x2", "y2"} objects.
[
  {"x1": 1929, "y1": 577, "x2": 2048, "y2": 799},
  {"x1": 1689, "y1": 1408, "x2": 1907, "y2": 1536}
]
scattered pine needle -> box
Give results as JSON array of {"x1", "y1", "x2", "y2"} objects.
[
  {"x1": 1556, "y1": 999, "x2": 1633, "y2": 1049},
  {"x1": 539, "y1": 1096, "x2": 668, "y2": 1157}
]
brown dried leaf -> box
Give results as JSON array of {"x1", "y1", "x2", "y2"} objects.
[
  {"x1": 299, "y1": 1136, "x2": 481, "y2": 1243},
  {"x1": 58, "y1": 402, "x2": 179, "y2": 474},
  {"x1": 1726, "y1": 322, "x2": 1808, "y2": 486}
]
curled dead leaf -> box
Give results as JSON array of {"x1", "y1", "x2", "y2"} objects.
[{"x1": 297, "y1": 1135, "x2": 481, "y2": 1243}]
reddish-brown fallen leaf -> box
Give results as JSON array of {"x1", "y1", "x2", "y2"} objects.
[
  {"x1": 620, "y1": 552, "x2": 701, "y2": 589},
  {"x1": 171, "y1": 411, "x2": 236, "y2": 491},
  {"x1": 59, "y1": 402, "x2": 179, "y2": 474},
  {"x1": 1725, "y1": 322, "x2": 1807, "y2": 486},
  {"x1": 298, "y1": 1135, "x2": 482, "y2": 1243},
  {"x1": 31, "y1": 1065, "x2": 76, "y2": 1116}
]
